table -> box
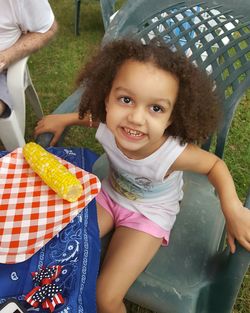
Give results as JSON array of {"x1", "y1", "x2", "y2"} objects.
[{"x1": 0, "y1": 147, "x2": 100, "y2": 313}]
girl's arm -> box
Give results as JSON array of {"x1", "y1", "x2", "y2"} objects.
[
  {"x1": 171, "y1": 144, "x2": 250, "y2": 253},
  {"x1": 34, "y1": 112, "x2": 99, "y2": 146}
]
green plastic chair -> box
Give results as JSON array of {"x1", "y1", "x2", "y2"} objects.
[
  {"x1": 97, "y1": 1, "x2": 250, "y2": 312},
  {"x1": 36, "y1": 1, "x2": 250, "y2": 312},
  {"x1": 74, "y1": 0, "x2": 124, "y2": 35},
  {"x1": 100, "y1": 0, "x2": 117, "y2": 30}
]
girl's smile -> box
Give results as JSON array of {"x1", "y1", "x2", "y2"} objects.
[
  {"x1": 121, "y1": 127, "x2": 146, "y2": 140},
  {"x1": 105, "y1": 60, "x2": 179, "y2": 159}
]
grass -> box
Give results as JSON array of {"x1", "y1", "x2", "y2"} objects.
[{"x1": 5, "y1": 0, "x2": 250, "y2": 311}]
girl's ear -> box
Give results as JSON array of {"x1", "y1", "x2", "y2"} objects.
[
  {"x1": 166, "y1": 121, "x2": 172, "y2": 128},
  {"x1": 166, "y1": 107, "x2": 175, "y2": 128},
  {"x1": 166, "y1": 115, "x2": 173, "y2": 129},
  {"x1": 165, "y1": 121, "x2": 172, "y2": 131}
]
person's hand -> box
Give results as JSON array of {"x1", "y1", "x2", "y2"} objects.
[
  {"x1": 225, "y1": 204, "x2": 250, "y2": 253},
  {"x1": 34, "y1": 114, "x2": 68, "y2": 146}
]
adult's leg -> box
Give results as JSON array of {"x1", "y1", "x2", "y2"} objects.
[
  {"x1": 0, "y1": 100, "x2": 6, "y2": 116},
  {"x1": 0, "y1": 72, "x2": 11, "y2": 118},
  {"x1": 96, "y1": 227, "x2": 162, "y2": 313}
]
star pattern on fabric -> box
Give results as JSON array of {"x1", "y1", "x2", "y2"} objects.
[{"x1": 25, "y1": 265, "x2": 64, "y2": 312}]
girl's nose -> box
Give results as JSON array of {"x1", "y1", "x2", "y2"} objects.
[{"x1": 127, "y1": 107, "x2": 145, "y2": 125}]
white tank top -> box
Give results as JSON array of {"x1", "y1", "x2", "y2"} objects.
[{"x1": 96, "y1": 123, "x2": 187, "y2": 231}]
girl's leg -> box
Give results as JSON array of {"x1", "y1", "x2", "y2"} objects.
[
  {"x1": 96, "y1": 227, "x2": 162, "y2": 313},
  {"x1": 96, "y1": 202, "x2": 114, "y2": 237}
]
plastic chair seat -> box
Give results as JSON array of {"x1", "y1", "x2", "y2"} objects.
[
  {"x1": 92, "y1": 154, "x2": 225, "y2": 313},
  {"x1": 127, "y1": 172, "x2": 224, "y2": 313}
]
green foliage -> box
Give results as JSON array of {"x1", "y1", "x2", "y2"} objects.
[{"x1": 19, "y1": 0, "x2": 250, "y2": 312}]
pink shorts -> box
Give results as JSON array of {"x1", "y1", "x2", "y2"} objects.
[{"x1": 96, "y1": 188, "x2": 170, "y2": 245}]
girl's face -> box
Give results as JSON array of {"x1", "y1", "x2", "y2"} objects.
[{"x1": 105, "y1": 60, "x2": 179, "y2": 159}]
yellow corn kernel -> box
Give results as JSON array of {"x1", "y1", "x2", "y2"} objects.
[{"x1": 23, "y1": 142, "x2": 83, "y2": 202}]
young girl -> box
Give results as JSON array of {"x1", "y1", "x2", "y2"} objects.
[{"x1": 35, "y1": 39, "x2": 250, "y2": 313}]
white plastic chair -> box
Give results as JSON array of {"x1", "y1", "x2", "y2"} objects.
[{"x1": 0, "y1": 57, "x2": 43, "y2": 151}]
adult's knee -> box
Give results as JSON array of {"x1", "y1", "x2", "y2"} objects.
[
  {"x1": 0, "y1": 100, "x2": 6, "y2": 116},
  {"x1": 0, "y1": 100, "x2": 10, "y2": 118}
]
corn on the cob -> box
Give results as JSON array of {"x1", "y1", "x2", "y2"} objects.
[{"x1": 23, "y1": 142, "x2": 83, "y2": 202}]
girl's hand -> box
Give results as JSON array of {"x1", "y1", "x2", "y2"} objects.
[
  {"x1": 34, "y1": 114, "x2": 68, "y2": 146},
  {"x1": 225, "y1": 204, "x2": 250, "y2": 253}
]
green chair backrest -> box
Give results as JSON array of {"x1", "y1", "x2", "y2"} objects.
[
  {"x1": 103, "y1": 0, "x2": 250, "y2": 158},
  {"x1": 100, "y1": 0, "x2": 117, "y2": 30}
]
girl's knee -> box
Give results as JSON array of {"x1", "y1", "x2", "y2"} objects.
[{"x1": 96, "y1": 280, "x2": 124, "y2": 313}]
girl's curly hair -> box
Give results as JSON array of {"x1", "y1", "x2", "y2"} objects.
[{"x1": 77, "y1": 38, "x2": 221, "y2": 144}]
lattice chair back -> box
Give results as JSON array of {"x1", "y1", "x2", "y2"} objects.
[{"x1": 103, "y1": 0, "x2": 250, "y2": 158}]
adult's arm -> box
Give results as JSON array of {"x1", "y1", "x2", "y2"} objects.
[{"x1": 0, "y1": 20, "x2": 58, "y2": 71}]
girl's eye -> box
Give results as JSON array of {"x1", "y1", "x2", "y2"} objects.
[
  {"x1": 121, "y1": 96, "x2": 132, "y2": 104},
  {"x1": 151, "y1": 105, "x2": 163, "y2": 113}
]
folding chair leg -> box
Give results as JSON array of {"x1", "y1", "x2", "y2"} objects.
[
  {"x1": 75, "y1": 0, "x2": 81, "y2": 35},
  {"x1": 0, "y1": 111, "x2": 25, "y2": 151},
  {"x1": 25, "y1": 84, "x2": 43, "y2": 119}
]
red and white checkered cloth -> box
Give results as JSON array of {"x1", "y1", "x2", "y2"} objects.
[{"x1": 0, "y1": 148, "x2": 101, "y2": 264}]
